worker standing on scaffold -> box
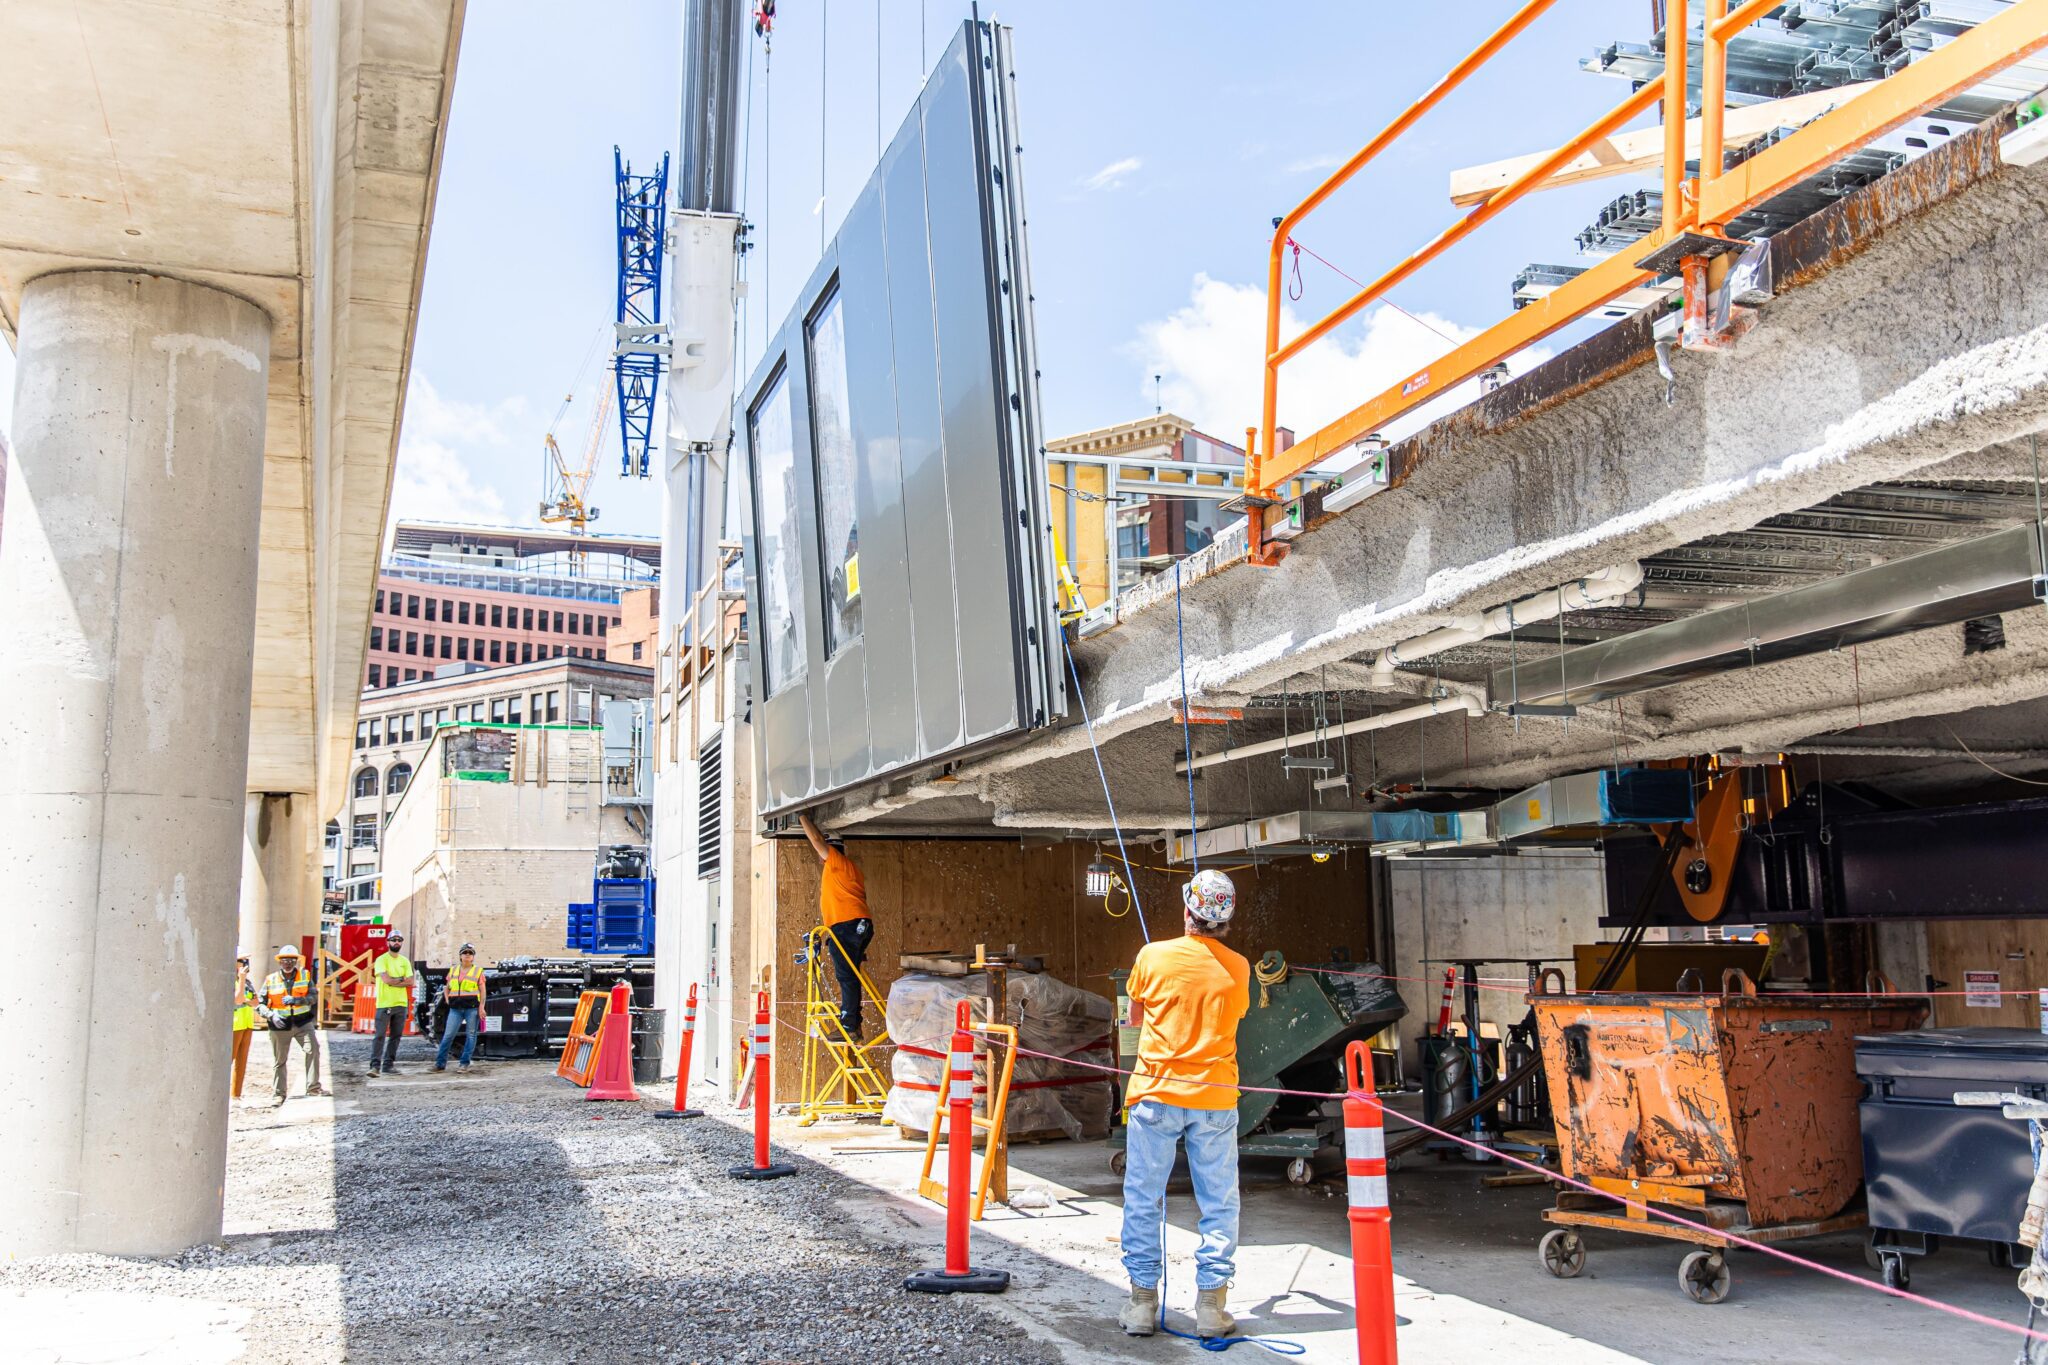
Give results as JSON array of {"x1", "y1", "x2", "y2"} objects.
[
  {"x1": 1118, "y1": 868, "x2": 1250, "y2": 1339},
  {"x1": 799, "y1": 812, "x2": 873, "y2": 1038}
]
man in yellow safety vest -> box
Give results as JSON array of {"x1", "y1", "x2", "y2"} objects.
[
  {"x1": 260, "y1": 944, "x2": 324, "y2": 1105},
  {"x1": 369, "y1": 931, "x2": 414, "y2": 1077},
  {"x1": 434, "y1": 943, "x2": 487, "y2": 1072}
]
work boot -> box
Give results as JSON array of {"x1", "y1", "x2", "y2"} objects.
[
  {"x1": 306, "y1": 1084, "x2": 326, "y2": 1097},
  {"x1": 1195, "y1": 1287, "x2": 1236, "y2": 1339},
  {"x1": 1118, "y1": 1282, "x2": 1159, "y2": 1336}
]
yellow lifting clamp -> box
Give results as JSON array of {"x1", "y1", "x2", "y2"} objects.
[{"x1": 795, "y1": 924, "x2": 893, "y2": 1126}]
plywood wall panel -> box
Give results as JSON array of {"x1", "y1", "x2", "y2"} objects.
[
  {"x1": 1926, "y1": 918, "x2": 2048, "y2": 1029},
  {"x1": 763, "y1": 837, "x2": 1376, "y2": 1099}
]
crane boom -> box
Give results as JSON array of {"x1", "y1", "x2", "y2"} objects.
[{"x1": 539, "y1": 382, "x2": 612, "y2": 573}]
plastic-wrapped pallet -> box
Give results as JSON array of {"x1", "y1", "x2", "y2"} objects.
[{"x1": 883, "y1": 969, "x2": 1115, "y2": 1141}]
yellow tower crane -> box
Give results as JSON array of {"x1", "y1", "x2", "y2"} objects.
[{"x1": 538, "y1": 378, "x2": 612, "y2": 576}]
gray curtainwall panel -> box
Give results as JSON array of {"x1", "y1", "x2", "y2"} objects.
[{"x1": 736, "y1": 20, "x2": 1061, "y2": 819}]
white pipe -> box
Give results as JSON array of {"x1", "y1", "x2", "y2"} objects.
[
  {"x1": 1176, "y1": 691, "x2": 1485, "y2": 774},
  {"x1": 1369, "y1": 562, "x2": 1645, "y2": 686}
]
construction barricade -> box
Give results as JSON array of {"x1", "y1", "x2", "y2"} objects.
[
  {"x1": 556, "y1": 989, "x2": 609, "y2": 1085},
  {"x1": 904, "y1": 1002, "x2": 1009, "y2": 1294}
]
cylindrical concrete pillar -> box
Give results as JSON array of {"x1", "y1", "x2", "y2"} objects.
[
  {"x1": 238, "y1": 792, "x2": 316, "y2": 965},
  {"x1": 0, "y1": 271, "x2": 272, "y2": 1256}
]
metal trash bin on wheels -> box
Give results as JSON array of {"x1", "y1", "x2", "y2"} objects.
[
  {"x1": 1855, "y1": 1028, "x2": 2048, "y2": 1288},
  {"x1": 1530, "y1": 969, "x2": 1924, "y2": 1302}
]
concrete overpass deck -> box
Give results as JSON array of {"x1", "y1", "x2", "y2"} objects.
[{"x1": 0, "y1": 0, "x2": 463, "y2": 1255}]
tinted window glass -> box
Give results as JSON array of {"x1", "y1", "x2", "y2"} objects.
[
  {"x1": 807, "y1": 286, "x2": 861, "y2": 654},
  {"x1": 749, "y1": 366, "x2": 805, "y2": 694}
]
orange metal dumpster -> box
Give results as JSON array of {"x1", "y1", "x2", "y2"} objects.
[{"x1": 1529, "y1": 969, "x2": 1925, "y2": 1302}]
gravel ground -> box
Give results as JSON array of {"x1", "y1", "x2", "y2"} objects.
[{"x1": 1, "y1": 1032, "x2": 1062, "y2": 1364}]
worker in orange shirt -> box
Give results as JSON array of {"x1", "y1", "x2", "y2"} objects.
[
  {"x1": 800, "y1": 812, "x2": 872, "y2": 1038},
  {"x1": 1118, "y1": 868, "x2": 1250, "y2": 1340}
]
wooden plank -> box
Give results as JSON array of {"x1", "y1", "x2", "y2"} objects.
[
  {"x1": 1448, "y1": 83, "x2": 1878, "y2": 207},
  {"x1": 1927, "y1": 919, "x2": 2048, "y2": 1028}
]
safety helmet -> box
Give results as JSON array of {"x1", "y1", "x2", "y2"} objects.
[
  {"x1": 275, "y1": 944, "x2": 301, "y2": 958},
  {"x1": 1182, "y1": 869, "x2": 1237, "y2": 926},
  {"x1": 387, "y1": 932, "x2": 405, "y2": 945},
  {"x1": 459, "y1": 943, "x2": 477, "y2": 955}
]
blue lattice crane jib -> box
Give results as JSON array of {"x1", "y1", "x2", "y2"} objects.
[{"x1": 614, "y1": 146, "x2": 670, "y2": 479}]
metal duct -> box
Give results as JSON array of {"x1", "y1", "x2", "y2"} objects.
[{"x1": 1488, "y1": 524, "x2": 2047, "y2": 708}]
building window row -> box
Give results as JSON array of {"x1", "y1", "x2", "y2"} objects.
[
  {"x1": 354, "y1": 690, "x2": 579, "y2": 750},
  {"x1": 376, "y1": 588, "x2": 617, "y2": 638},
  {"x1": 366, "y1": 642, "x2": 607, "y2": 689}
]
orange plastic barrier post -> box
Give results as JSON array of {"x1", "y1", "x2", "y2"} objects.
[
  {"x1": 653, "y1": 982, "x2": 704, "y2": 1120},
  {"x1": 585, "y1": 981, "x2": 640, "y2": 1101},
  {"x1": 728, "y1": 989, "x2": 796, "y2": 1180},
  {"x1": 1344, "y1": 1040, "x2": 1399, "y2": 1365},
  {"x1": 1434, "y1": 967, "x2": 1456, "y2": 1036},
  {"x1": 905, "y1": 1003, "x2": 1009, "y2": 1294}
]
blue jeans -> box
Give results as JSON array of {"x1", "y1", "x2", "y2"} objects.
[
  {"x1": 436, "y1": 1006, "x2": 480, "y2": 1067},
  {"x1": 1120, "y1": 1099, "x2": 1240, "y2": 1290}
]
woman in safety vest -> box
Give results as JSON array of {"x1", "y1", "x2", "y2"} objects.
[
  {"x1": 231, "y1": 953, "x2": 257, "y2": 1100},
  {"x1": 434, "y1": 943, "x2": 488, "y2": 1072}
]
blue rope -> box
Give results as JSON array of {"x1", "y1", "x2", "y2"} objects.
[
  {"x1": 1062, "y1": 632, "x2": 1150, "y2": 945},
  {"x1": 1174, "y1": 560, "x2": 1201, "y2": 875}
]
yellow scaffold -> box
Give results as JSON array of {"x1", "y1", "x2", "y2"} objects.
[{"x1": 795, "y1": 924, "x2": 892, "y2": 1126}]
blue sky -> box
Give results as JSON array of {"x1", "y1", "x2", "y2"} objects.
[{"x1": 1, "y1": 2, "x2": 1659, "y2": 538}]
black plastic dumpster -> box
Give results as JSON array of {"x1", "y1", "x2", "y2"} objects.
[
  {"x1": 631, "y1": 1007, "x2": 666, "y2": 1085},
  {"x1": 1856, "y1": 1028, "x2": 2048, "y2": 1280}
]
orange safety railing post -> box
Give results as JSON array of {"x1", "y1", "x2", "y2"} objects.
[
  {"x1": 1661, "y1": 0, "x2": 1690, "y2": 232},
  {"x1": 654, "y1": 981, "x2": 704, "y2": 1120},
  {"x1": 729, "y1": 989, "x2": 797, "y2": 1181},
  {"x1": 905, "y1": 1002, "x2": 1010, "y2": 1294},
  {"x1": 1344, "y1": 1040, "x2": 1398, "y2": 1365},
  {"x1": 1700, "y1": 0, "x2": 1730, "y2": 221}
]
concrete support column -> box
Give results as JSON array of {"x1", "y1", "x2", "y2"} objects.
[
  {"x1": 238, "y1": 792, "x2": 316, "y2": 963},
  {"x1": 0, "y1": 272, "x2": 272, "y2": 1256}
]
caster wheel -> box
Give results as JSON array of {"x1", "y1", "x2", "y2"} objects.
[
  {"x1": 1385, "y1": 1153, "x2": 1405, "y2": 1174},
  {"x1": 1679, "y1": 1250, "x2": 1731, "y2": 1304},
  {"x1": 1880, "y1": 1253, "x2": 1910, "y2": 1291},
  {"x1": 1863, "y1": 1242, "x2": 1885, "y2": 1272},
  {"x1": 1539, "y1": 1229, "x2": 1586, "y2": 1279},
  {"x1": 1285, "y1": 1158, "x2": 1314, "y2": 1186},
  {"x1": 1109, "y1": 1150, "x2": 1127, "y2": 1176}
]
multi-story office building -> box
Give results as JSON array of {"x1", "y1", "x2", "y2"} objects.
[
  {"x1": 325, "y1": 656, "x2": 653, "y2": 932},
  {"x1": 362, "y1": 520, "x2": 661, "y2": 691}
]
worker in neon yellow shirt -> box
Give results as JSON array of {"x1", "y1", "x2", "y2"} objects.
[
  {"x1": 369, "y1": 932, "x2": 414, "y2": 1076},
  {"x1": 1118, "y1": 869, "x2": 1250, "y2": 1341}
]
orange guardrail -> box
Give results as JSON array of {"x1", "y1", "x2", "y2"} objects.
[{"x1": 1246, "y1": 0, "x2": 2048, "y2": 564}]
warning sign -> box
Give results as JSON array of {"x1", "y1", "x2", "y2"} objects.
[{"x1": 1964, "y1": 971, "x2": 2001, "y2": 1008}]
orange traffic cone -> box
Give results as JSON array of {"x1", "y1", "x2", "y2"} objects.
[{"x1": 585, "y1": 981, "x2": 640, "y2": 1102}]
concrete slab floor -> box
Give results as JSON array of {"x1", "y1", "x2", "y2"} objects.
[{"x1": 779, "y1": 1106, "x2": 2042, "y2": 1364}]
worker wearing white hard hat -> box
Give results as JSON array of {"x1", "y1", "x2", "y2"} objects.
[
  {"x1": 259, "y1": 942, "x2": 324, "y2": 1105},
  {"x1": 1117, "y1": 867, "x2": 1250, "y2": 1340}
]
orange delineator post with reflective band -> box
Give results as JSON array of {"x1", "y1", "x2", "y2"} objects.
[
  {"x1": 728, "y1": 989, "x2": 796, "y2": 1180},
  {"x1": 1344, "y1": 1040, "x2": 1398, "y2": 1365},
  {"x1": 585, "y1": 981, "x2": 640, "y2": 1102},
  {"x1": 905, "y1": 1002, "x2": 1009, "y2": 1295},
  {"x1": 653, "y1": 982, "x2": 704, "y2": 1120}
]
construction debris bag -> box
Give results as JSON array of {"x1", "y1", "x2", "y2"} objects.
[{"x1": 883, "y1": 970, "x2": 1115, "y2": 1141}]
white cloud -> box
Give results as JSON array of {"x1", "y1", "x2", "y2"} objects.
[
  {"x1": 1130, "y1": 273, "x2": 1549, "y2": 456},
  {"x1": 1282, "y1": 152, "x2": 1344, "y2": 176},
  {"x1": 385, "y1": 374, "x2": 527, "y2": 545},
  {"x1": 1082, "y1": 156, "x2": 1142, "y2": 192}
]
